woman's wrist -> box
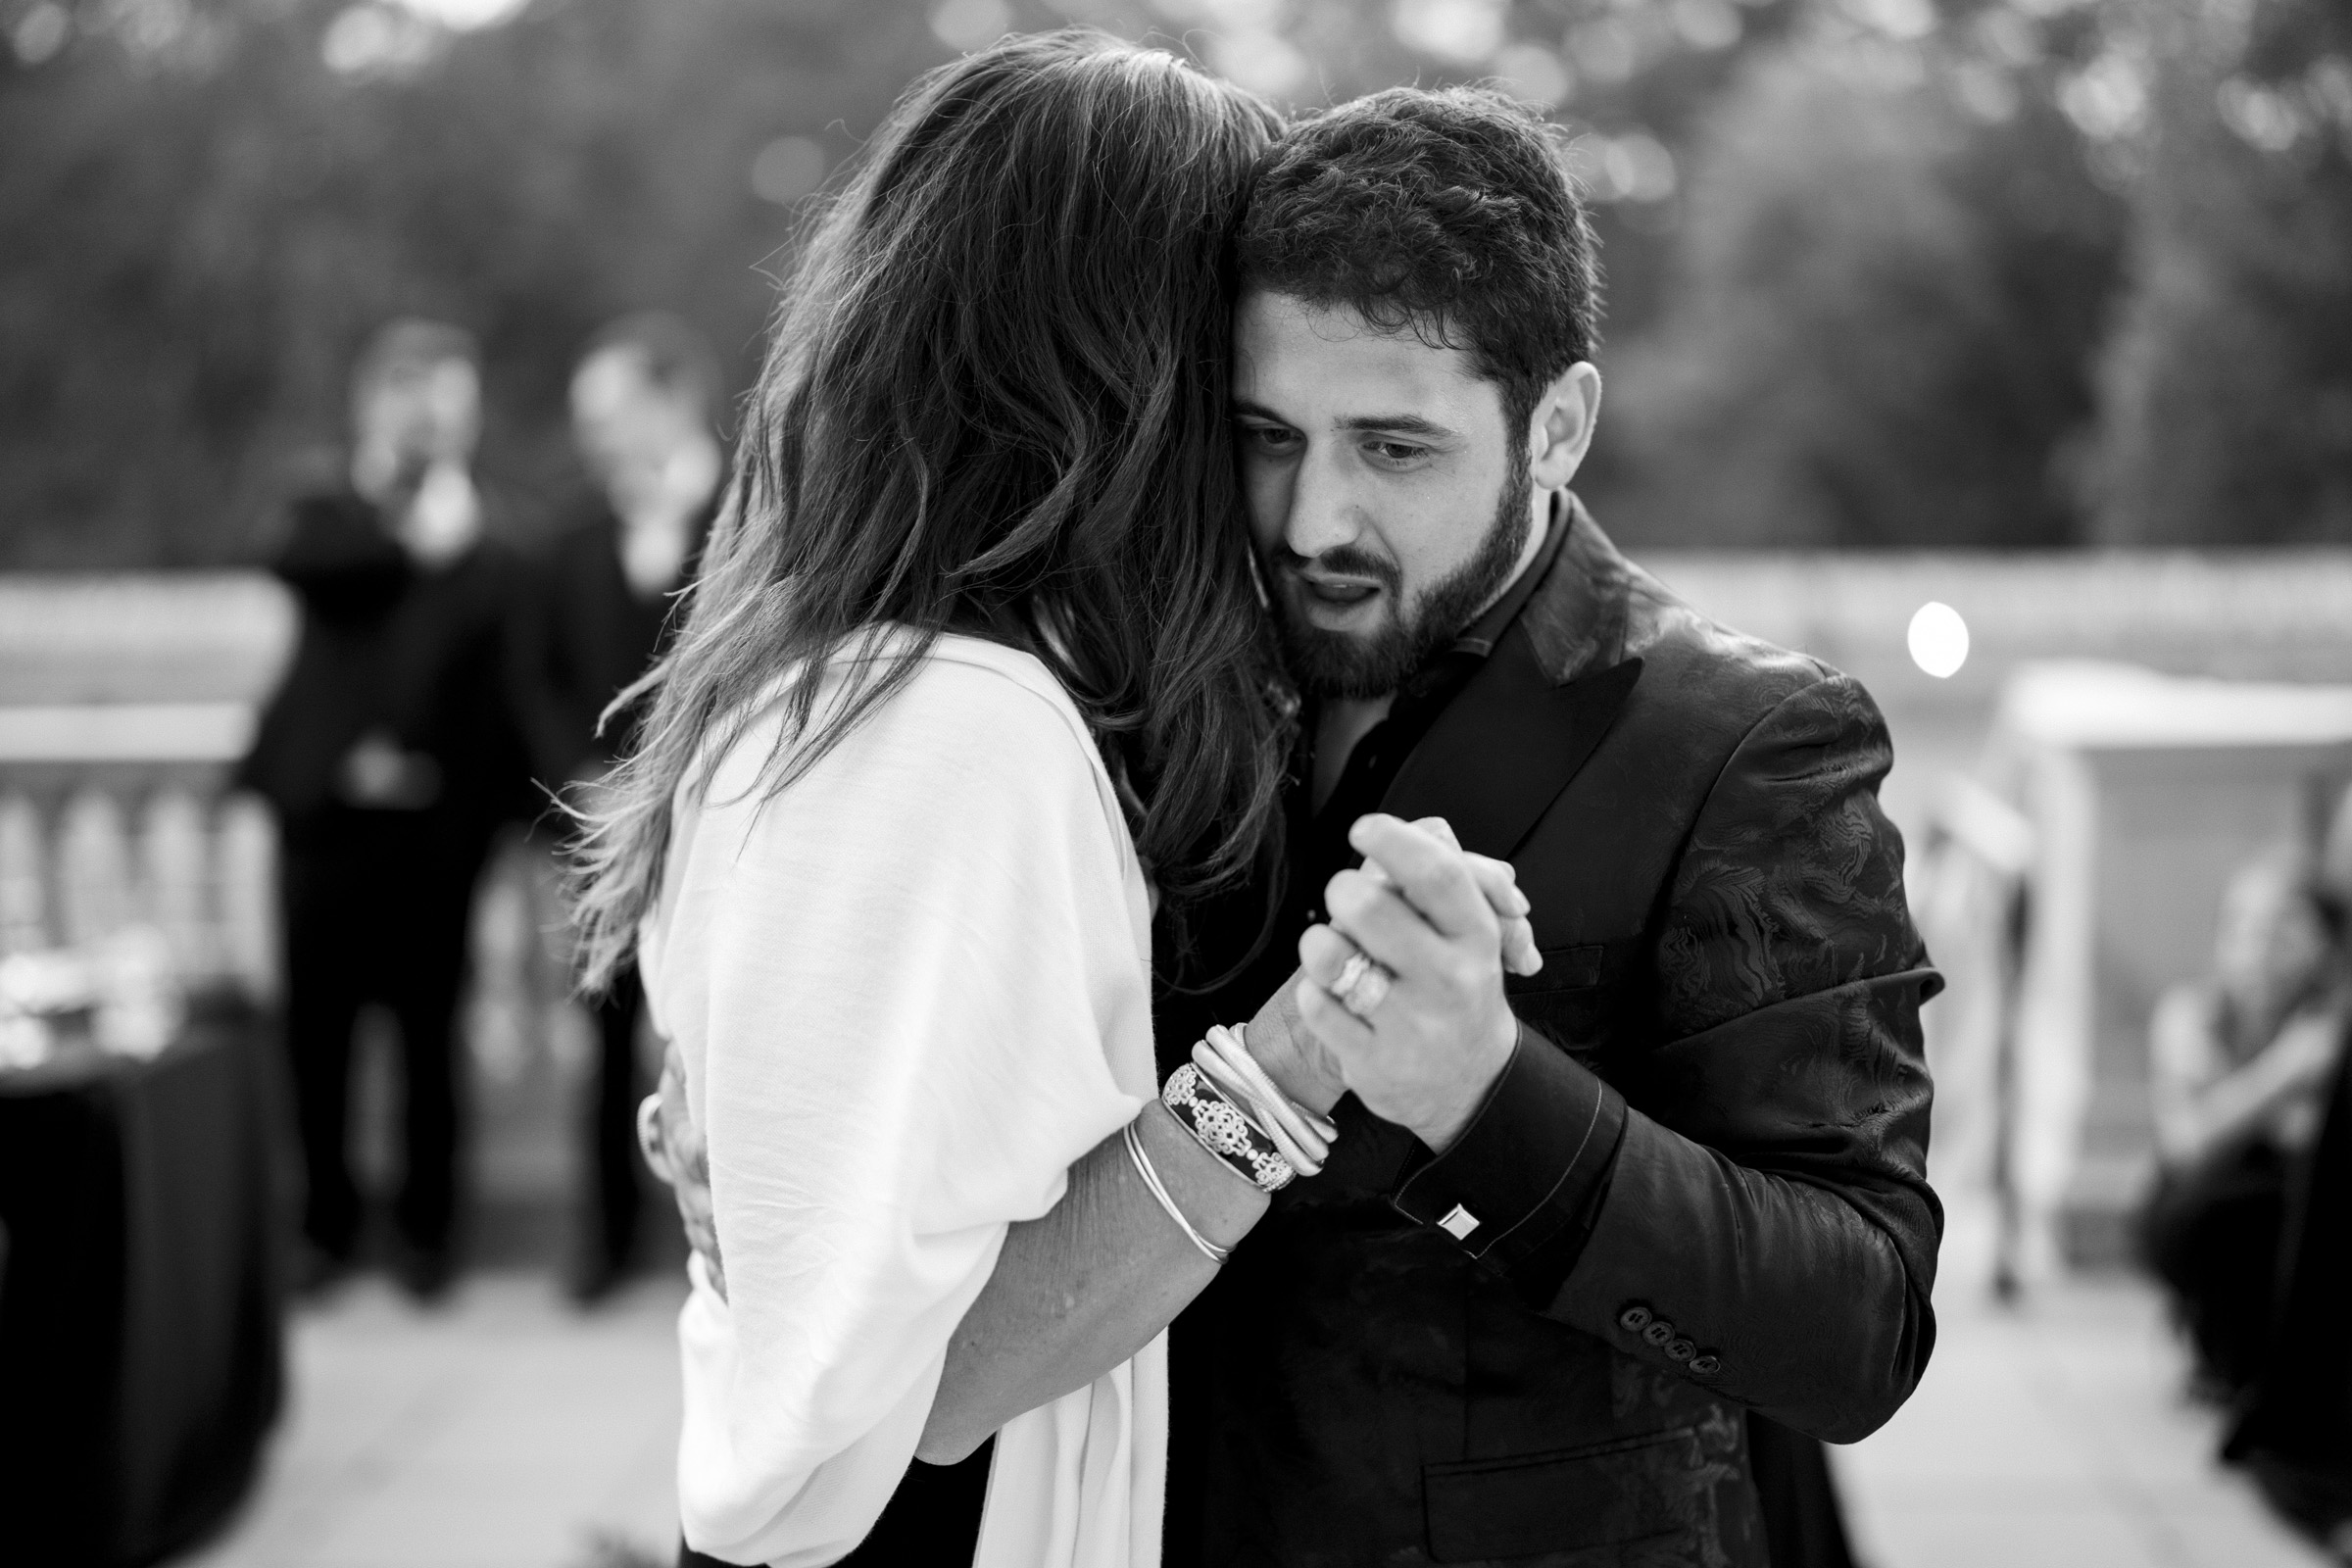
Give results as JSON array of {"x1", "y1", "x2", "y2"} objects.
[
  {"x1": 1134, "y1": 1100, "x2": 1266, "y2": 1248},
  {"x1": 1242, "y1": 981, "x2": 1347, "y2": 1114}
]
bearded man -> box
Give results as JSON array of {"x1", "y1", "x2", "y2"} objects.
[{"x1": 1147, "y1": 85, "x2": 1941, "y2": 1568}]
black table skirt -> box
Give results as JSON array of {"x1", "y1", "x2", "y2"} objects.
[{"x1": 0, "y1": 1008, "x2": 287, "y2": 1566}]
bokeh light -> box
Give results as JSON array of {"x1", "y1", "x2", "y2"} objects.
[
  {"x1": 931, "y1": 0, "x2": 1012, "y2": 54},
  {"x1": 391, "y1": 0, "x2": 531, "y2": 28},
  {"x1": 750, "y1": 137, "x2": 830, "y2": 207},
  {"x1": 1907, "y1": 601, "x2": 1971, "y2": 679}
]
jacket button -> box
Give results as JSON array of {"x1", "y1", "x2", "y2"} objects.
[
  {"x1": 1617, "y1": 1305, "x2": 1652, "y2": 1332},
  {"x1": 1690, "y1": 1354, "x2": 1722, "y2": 1376},
  {"x1": 1666, "y1": 1339, "x2": 1697, "y2": 1362},
  {"x1": 1642, "y1": 1320, "x2": 1675, "y2": 1348}
]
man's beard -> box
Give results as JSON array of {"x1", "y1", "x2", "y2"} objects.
[{"x1": 1271, "y1": 462, "x2": 1535, "y2": 701}]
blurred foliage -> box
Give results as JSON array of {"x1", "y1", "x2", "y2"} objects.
[
  {"x1": 2087, "y1": 0, "x2": 2352, "y2": 545},
  {"x1": 1604, "y1": 11, "x2": 2128, "y2": 548},
  {"x1": 0, "y1": 0, "x2": 966, "y2": 565},
  {"x1": 0, "y1": 0, "x2": 2348, "y2": 564}
]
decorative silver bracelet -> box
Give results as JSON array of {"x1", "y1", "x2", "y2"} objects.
[
  {"x1": 1162, "y1": 1062, "x2": 1296, "y2": 1192},
  {"x1": 1123, "y1": 1116, "x2": 1229, "y2": 1264}
]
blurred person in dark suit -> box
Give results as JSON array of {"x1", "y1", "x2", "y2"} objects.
[
  {"x1": 522, "y1": 313, "x2": 724, "y2": 1303},
  {"x1": 237, "y1": 318, "x2": 536, "y2": 1300}
]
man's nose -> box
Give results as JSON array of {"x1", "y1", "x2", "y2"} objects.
[{"x1": 1284, "y1": 444, "x2": 1363, "y2": 562}]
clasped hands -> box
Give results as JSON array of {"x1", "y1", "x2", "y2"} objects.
[
  {"x1": 640, "y1": 811, "x2": 1536, "y2": 1299},
  {"x1": 1248, "y1": 813, "x2": 1541, "y2": 1154}
]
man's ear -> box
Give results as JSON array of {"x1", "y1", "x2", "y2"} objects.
[{"x1": 1527, "y1": 362, "x2": 1602, "y2": 491}]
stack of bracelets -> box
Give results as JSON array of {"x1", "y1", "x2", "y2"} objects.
[
  {"x1": 1170, "y1": 1026, "x2": 1340, "y2": 1192},
  {"x1": 1123, "y1": 1024, "x2": 1340, "y2": 1263}
]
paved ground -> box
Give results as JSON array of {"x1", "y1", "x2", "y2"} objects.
[
  {"x1": 1840, "y1": 1282, "x2": 2327, "y2": 1568},
  {"x1": 178, "y1": 1270, "x2": 2326, "y2": 1568},
  {"x1": 180, "y1": 1272, "x2": 686, "y2": 1568}
]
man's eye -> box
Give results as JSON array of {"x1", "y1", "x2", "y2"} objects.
[
  {"x1": 1243, "y1": 424, "x2": 1299, "y2": 452},
  {"x1": 1367, "y1": 441, "x2": 1428, "y2": 464}
]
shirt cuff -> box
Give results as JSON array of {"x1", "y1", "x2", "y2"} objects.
[
  {"x1": 1304, "y1": 1093, "x2": 1425, "y2": 1195},
  {"x1": 1390, "y1": 1022, "x2": 1627, "y2": 1285}
]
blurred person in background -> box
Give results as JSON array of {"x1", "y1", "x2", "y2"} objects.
[
  {"x1": 2140, "y1": 847, "x2": 2348, "y2": 1399},
  {"x1": 237, "y1": 318, "x2": 537, "y2": 1301},
  {"x1": 521, "y1": 312, "x2": 724, "y2": 1304},
  {"x1": 2218, "y1": 789, "x2": 2352, "y2": 1561}
]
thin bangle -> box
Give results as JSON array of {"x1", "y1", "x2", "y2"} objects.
[{"x1": 1123, "y1": 1116, "x2": 1229, "y2": 1265}]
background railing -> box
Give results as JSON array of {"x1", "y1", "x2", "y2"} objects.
[
  {"x1": 0, "y1": 574, "x2": 582, "y2": 1254},
  {"x1": 9, "y1": 557, "x2": 2352, "y2": 1282}
]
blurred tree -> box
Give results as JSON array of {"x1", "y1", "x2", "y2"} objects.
[
  {"x1": 2089, "y1": 0, "x2": 2352, "y2": 545},
  {"x1": 0, "y1": 0, "x2": 999, "y2": 567},
  {"x1": 10, "y1": 0, "x2": 2335, "y2": 564},
  {"x1": 0, "y1": 0, "x2": 1812, "y2": 568},
  {"x1": 1599, "y1": 4, "x2": 2128, "y2": 548}
]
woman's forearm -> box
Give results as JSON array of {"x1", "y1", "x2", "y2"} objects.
[
  {"x1": 916, "y1": 1100, "x2": 1267, "y2": 1462},
  {"x1": 916, "y1": 847, "x2": 1540, "y2": 1459}
]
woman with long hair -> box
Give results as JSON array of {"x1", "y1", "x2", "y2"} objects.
[
  {"x1": 573, "y1": 32, "x2": 1529, "y2": 1568},
  {"x1": 572, "y1": 34, "x2": 1285, "y2": 1568}
]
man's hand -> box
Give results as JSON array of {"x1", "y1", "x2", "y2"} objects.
[
  {"x1": 1296, "y1": 814, "x2": 1522, "y2": 1152},
  {"x1": 638, "y1": 1037, "x2": 725, "y2": 1298},
  {"x1": 1244, "y1": 818, "x2": 1539, "y2": 1119}
]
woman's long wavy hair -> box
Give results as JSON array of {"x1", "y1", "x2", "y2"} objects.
[{"x1": 568, "y1": 32, "x2": 1293, "y2": 990}]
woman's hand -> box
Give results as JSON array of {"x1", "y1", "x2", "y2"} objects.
[{"x1": 638, "y1": 1038, "x2": 726, "y2": 1299}]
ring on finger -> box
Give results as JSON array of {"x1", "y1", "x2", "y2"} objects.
[{"x1": 1329, "y1": 947, "x2": 1396, "y2": 1021}]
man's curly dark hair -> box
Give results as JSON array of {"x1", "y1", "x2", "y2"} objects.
[{"x1": 1236, "y1": 86, "x2": 1602, "y2": 446}]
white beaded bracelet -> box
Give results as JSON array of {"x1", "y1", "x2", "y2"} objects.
[{"x1": 1123, "y1": 1116, "x2": 1229, "y2": 1264}]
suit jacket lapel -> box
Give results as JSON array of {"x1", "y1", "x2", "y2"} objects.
[
  {"x1": 1382, "y1": 640, "x2": 1641, "y2": 861},
  {"x1": 1380, "y1": 502, "x2": 1643, "y2": 861}
]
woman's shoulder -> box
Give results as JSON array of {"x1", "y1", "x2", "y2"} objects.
[
  {"x1": 918, "y1": 631, "x2": 1096, "y2": 739},
  {"x1": 708, "y1": 630, "x2": 1109, "y2": 816}
]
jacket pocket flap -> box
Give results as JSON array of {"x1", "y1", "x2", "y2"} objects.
[{"x1": 1423, "y1": 1424, "x2": 1703, "y2": 1561}]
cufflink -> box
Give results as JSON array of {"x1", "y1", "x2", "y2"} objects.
[{"x1": 1438, "y1": 1203, "x2": 1481, "y2": 1241}]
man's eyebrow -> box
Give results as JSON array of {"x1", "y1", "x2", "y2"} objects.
[
  {"x1": 1230, "y1": 401, "x2": 1460, "y2": 441},
  {"x1": 1337, "y1": 414, "x2": 1458, "y2": 440}
]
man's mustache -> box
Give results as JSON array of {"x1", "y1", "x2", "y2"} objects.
[{"x1": 1273, "y1": 545, "x2": 1401, "y2": 597}]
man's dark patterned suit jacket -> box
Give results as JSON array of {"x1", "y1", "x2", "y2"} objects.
[{"x1": 1188, "y1": 507, "x2": 1942, "y2": 1567}]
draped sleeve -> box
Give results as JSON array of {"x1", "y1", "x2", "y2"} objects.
[{"x1": 638, "y1": 636, "x2": 1157, "y2": 1567}]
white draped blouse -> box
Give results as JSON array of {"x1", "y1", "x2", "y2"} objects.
[{"x1": 638, "y1": 633, "x2": 1164, "y2": 1568}]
